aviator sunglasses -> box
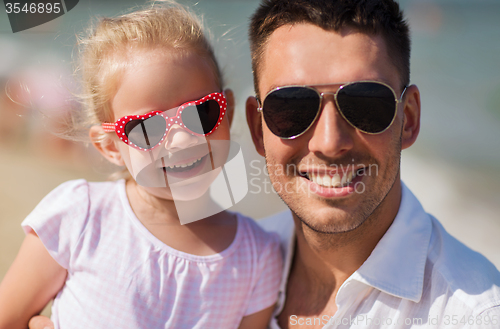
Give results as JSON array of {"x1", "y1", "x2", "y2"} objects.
[
  {"x1": 258, "y1": 81, "x2": 407, "y2": 139},
  {"x1": 102, "y1": 92, "x2": 227, "y2": 151}
]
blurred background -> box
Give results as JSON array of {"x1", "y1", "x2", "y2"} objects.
[{"x1": 1, "y1": 0, "x2": 499, "y2": 313}]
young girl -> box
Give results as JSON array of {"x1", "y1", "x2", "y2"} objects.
[{"x1": 0, "y1": 2, "x2": 282, "y2": 328}]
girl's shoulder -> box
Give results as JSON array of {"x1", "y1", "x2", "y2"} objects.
[
  {"x1": 232, "y1": 212, "x2": 282, "y2": 254},
  {"x1": 39, "y1": 178, "x2": 127, "y2": 222},
  {"x1": 35, "y1": 178, "x2": 124, "y2": 201},
  {"x1": 39, "y1": 178, "x2": 125, "y2": 206},
  {"x1": 235, "y1": 212, "x2": 280, "y2": 236},
  {"x1": 25, "y1": 179, "x2": 92, "y2": 219},
  {"x1": 21, "y1": 179, "x2": 127, "y2": 269}
]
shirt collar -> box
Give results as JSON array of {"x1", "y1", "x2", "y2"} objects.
[{"x1": 350, "y1": 182, "x2": 432, "y2": 303}]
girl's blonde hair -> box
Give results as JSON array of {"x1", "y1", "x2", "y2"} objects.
[{"x1": 78, "y1": 0, "x2": 222, "y2": 129}]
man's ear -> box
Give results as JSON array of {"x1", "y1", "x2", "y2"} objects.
[
  {"x1": 224, "y1": 88, "x2": 235, "y2": 127},
  {"x1": 401, "y1": 84, "x2": 421, "y2": 150},
  {"x1": 246, "y1": 96, "x2": 265, "y2": 156},
  {"x1": 89, "y1": 125, "x2": 125, "y2": 166}
]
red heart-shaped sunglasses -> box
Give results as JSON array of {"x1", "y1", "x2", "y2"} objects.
[{"x1": 102, "y1": 92, "x2": 227, "y2": 151}]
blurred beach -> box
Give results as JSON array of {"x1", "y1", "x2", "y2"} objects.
[{"x1": 1, "y1": 0, "x2": 499, "y2": 319}]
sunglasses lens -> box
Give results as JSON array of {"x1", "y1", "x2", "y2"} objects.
[
  {"x1": 181, "y1": 99, "x2": 221, "y2": 135},
  {"x1": 336, "y1": 82, "x2": 396, "y2": 133},
  {"x1": 262, "y1": 87, "x2": 320, "y2": 138},
  {"x1": 125, "y1": 116, "x2": 166, "y2": 149}
]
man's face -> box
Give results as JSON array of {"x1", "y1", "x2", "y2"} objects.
[{"x1": 252, "y1": 24, "x2": 411, "y2": 233}]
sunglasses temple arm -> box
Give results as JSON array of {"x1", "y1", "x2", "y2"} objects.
[
  {"x1": 256, "y1": 97, "x2": 263, "y2": 112},
  {"x1": 398, "y1": 86, "x2": 408, "y2": 102},
  {"x1": 102, "y1": 123, "x2": 116, "y2": 132}
]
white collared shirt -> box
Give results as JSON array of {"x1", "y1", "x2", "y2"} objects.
[{"x1": 258, "y1": 183, "x2": 500, "y2": 328}]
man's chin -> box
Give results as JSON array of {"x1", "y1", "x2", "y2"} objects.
[{"x1": 293, "y1": 209, "x2": 367, "y2": 235}]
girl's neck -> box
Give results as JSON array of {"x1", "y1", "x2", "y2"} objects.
[
  {"x1": 126, "y1": 179, "x2": 181, "y2": 226},
  {"x1": 124, "y1": 179, "x2": 238, "y2": 256}
]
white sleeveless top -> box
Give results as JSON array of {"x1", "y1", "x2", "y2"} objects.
[{"x1": 22, "y1": 179, "x2": 282, "y2": 329}]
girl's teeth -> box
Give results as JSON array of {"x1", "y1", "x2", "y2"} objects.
[{"x1": 167, "y1": 157, "x2": 202, "y2": 169}]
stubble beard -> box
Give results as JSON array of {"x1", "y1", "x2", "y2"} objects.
[{"x1": 265, "y1": 130, "x2": 403, "y2": 248}]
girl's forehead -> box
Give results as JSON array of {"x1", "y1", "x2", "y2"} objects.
[
  {"x1": 119, "y1": 47, "x2": 210, "y2": 70},
  {"x1": 116, "y1": 47, "x2": 220, "y2": 86},
  {"x1": 110, "y1": 48, "x2": 220, "y2": 120}
]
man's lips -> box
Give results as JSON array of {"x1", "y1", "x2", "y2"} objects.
[{"x1": 300, "y1": 166, "x2": 367, "y2": 189}]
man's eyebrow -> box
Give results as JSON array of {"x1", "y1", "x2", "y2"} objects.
[
  {"x1": 262, "y1": 82, "x2": 307, "y2": 96},
  {"x1": 262, "y1": 84, "x2": 281, "y2": 96}
]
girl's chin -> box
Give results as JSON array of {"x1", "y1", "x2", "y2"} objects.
[
  {"x1": 167, "y1": 171, "x2": 219, "y2": 201},
  {"x1": 139, "y1": 177, "x2": 214, "y2": 202}
]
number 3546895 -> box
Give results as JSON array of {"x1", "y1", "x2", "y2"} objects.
[{"x1": 5, "y1": 2, "x2": 61, "y2": 14}]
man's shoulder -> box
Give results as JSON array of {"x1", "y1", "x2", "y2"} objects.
[
  {"x1": 258, "y1": 210, "x2": 294, "y2": 237},
  {"x1": 257, "y1": 210, "x2": 295, "y2": 254},
  {"x1": 427, "y1": 215, "x2": 500, "y2": 313}
]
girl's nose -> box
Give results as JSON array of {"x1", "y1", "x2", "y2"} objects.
[{"x1": 164, "y1": 124, "x2": 202, "y2": 151}]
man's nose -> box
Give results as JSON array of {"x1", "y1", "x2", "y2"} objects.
[
  {"x1": 164, "y1": 124, "x2": 201, "y2": 151},
  {"x1": 307, "y1": 95, "x2": 355, "y2": 158}
]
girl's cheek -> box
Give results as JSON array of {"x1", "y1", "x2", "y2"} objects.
[{"x1": 209, "y1": 118, "x2": 231, "y2": 141}]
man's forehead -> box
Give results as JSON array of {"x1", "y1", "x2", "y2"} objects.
[{"x1": 259, "y1": 23, "x2": 397, "y2": 95}]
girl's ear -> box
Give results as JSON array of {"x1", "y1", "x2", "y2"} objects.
[
  {"x1": 224, "y1": 88, "x2": 235, "y2": 127},
  {"x1": 89, "y1": 126, "x2": 125, "y2": 166}
]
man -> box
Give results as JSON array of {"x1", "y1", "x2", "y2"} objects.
[
  {"x1": 28, "y1": 1, "x2": 500, "y2": 328},
  {"x1": 245, "y1": 0, "x2": 500, "y2": 328}
]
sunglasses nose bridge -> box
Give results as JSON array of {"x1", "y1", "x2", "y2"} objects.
[
  {"x1": 314, "y1": 91, "x2": 348, "y2": 130},
  {"x1": 318, "y1": 91, "x2": 338, "y2": 106},
  {"x1": 319, "y1": 91, "x2": 337, "y2": 97},
  {"x1": 317, "y1": 91, "x2": 340, "y2": 115}
]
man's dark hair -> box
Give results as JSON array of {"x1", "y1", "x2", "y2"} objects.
[{"x1": 249, "y1": 0, "x2": 411, "y2": 98}]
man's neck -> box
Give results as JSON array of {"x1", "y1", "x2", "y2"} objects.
[
  {"x1": 278, "y1": 181, "x2": 402, "y2": 328},
  {"x1": 293, "y1": 214, "x2": 383, "y2": 288},
  {"x1": 294, "y1": 182, "x2": 401, "y2": 294}
]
